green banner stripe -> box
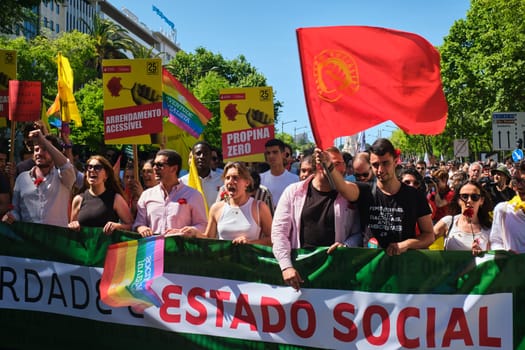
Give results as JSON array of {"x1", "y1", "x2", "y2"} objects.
[{"x1": 1, "y1": 222, "x2": 525, "y2": 348}]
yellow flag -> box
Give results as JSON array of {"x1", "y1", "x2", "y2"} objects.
[
  {"x1": 187, "y1": 157, "x2": 208, "y2": 215},
  {"x1": 41, "y1": 102, "x2": 51, "y2": 133},
  {"x1": 47, "y1": 53, "x2": 82, "y2": 127}
]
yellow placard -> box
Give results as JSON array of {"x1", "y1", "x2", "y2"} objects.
[
  {"x1": 102, "y1": 58, "x2": 163, "y2": 144},
  {"x1": 0, "y1": 49, "x2": 17, "y2": 126},
  {"x1": 219, "y1": 87, "x2": 274, "y2": 162}
]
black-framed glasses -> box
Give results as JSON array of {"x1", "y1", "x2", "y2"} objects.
[
  {"x1": 153, "y1": 162, "x2": 170, "y2": 169},
  {"x1": 416, "y1": 167, "x2": 425, "y2": 170},
  {"x1": 459, "y1": 193, "x2": 481, "y2": 202},
  {"x1": 354, "y1": 172, "x2": 369, "y2": 179},
  {"x1": 86, "y1": 164, "x2": 104, "y2": 172}
]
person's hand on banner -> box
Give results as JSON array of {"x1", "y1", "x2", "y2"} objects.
[
  {"x1": 246, "y1": 108, "x2": 272, "y2": 128},
  {"x1": 130, "y1": 83, "x2": 161, "y2": 105},
  {"x1": 282, "y1": 267, "x2": 303, "y2": 291}
]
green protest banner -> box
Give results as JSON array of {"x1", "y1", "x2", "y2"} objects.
[{"x1": 0, "y1": 222, "x2": 524, "y2": 349}]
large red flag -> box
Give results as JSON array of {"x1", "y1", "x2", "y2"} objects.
[{"x1": 297, "y1": 26, "x2": 448, "y2": 149}]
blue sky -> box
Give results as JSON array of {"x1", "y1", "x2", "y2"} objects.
[{"x1": 111, "y1": 0, "x2": 471, "y2": 145}]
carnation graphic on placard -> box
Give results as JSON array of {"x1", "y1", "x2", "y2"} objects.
[
  {"x1": 106, "y1": 77, "x2": 161, "y2": 105},
  {"x1": 223, "y1": 103, "x2": 273, "y2": 128}
]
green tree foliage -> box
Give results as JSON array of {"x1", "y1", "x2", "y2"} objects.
[
  {"x1": 2, "y1": 32, "x2": 279, "y2": 153},
  {"x1": 71, "y1": 79, "x2": 104, "y2": 153},
  {"x1": 391, "y1": 0, "x2": 525, "y2": 161},
  {"x1": 86, "y1": 15, "x2": 135, "y2": 77},
  {"x1": 0, "y1": 31, "x2": 96, "y2": 102},
  {"x1": 439, "y1": 0, "x2": 525, "y2": 159}
]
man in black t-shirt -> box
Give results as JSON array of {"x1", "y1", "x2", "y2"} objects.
[{"x1": 317, "y1": 138, "x2": 434, "y2": 255}]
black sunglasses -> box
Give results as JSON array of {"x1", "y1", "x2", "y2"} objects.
[
  {"x1": 459, "y1": 193, "x2": 481, "y2": 202},
  {"x1": 86, "y1": 164, "x2": 104, "y2": 171},
  {"x1": 153, "y1": 162, "x2": 171, "y2": 169},
  {"x1": 354, "y1": 172, "x2": 369, "y2": 178}
]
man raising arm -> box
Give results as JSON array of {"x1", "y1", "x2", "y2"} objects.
[{"x1": 315, "y1": 138, "x2": 434, "y2": 255}]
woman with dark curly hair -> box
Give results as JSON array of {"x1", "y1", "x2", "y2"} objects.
[
  {"x1": 68, "y1": 155, "x2": 133, "y2": 234},
  {"x1": 433, "y1": 180, "x2": 493, "y2": 253}
]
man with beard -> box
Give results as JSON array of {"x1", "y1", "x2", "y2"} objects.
[
  {"x1": 2, "y1": 129, "x2": 76, "y2": 227},
  {"x1": 315, "y1": 138, "x2": 434, "y2": 256},
  {"x1": 180, "y1": 141, "x2": 223, "y2": 209},
  {"x1": 134, "y1": 149, "x2": 207, "y2": 237}
]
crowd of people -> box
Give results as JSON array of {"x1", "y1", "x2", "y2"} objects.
[{"x1": 1, "y1": 121, "x2": 525, "y2": 290}]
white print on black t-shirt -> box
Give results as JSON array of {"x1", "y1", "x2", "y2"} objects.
[{"x1": 369, "y1": 206, "x2": 403, "y2": 240}]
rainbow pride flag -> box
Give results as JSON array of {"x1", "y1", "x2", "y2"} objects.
[
  {"x1": 162, "y1": 67, "x2": 212, "y2": 138},
  {"x1": 100, "y1": 235, "x2": 164, "y2": 311}
]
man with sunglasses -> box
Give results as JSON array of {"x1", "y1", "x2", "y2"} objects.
[
  {"x1": 134, "y1": 149, "x2": 207, "y2": 237},
  {"x1": 352, "y1": 152, "x2": 374, "y2": 184},
  {"x1": 316, "y1": 138, "x2": 434, "y2": 256},
  {"x1": 2, "y1": 129, "x2": 76, "y2": 227}
]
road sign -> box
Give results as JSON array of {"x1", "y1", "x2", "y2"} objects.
[
  {"x1": 454, "y1": 139, "x2": 469, "y2": 158},
  {"x1": 492, "y1": 112, "x2": 525, "y2": 150}
]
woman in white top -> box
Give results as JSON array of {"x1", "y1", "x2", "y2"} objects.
[
  {"x1": 489, "y1": 177, "x2": 525, "y2": 253},
  {"x1": 434, "y1": 180, "x2": 493, "y2": 254},
  {"x1": 198, "y1": 162, "x2": 272, "y2": 245}
]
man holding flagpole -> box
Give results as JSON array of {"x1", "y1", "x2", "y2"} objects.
[{"x1": 315, "y1": 138, "x2": 434, "y2": 256}]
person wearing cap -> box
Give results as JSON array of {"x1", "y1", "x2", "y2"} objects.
[{"x1": 486, "y1": 165, "x2": 515, "y2": 205}]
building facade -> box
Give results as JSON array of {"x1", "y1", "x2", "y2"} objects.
[{"x1": 22, "y1": 0, "x2": 180, "y2": 63}]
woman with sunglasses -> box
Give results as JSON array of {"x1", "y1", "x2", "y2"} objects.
[
  {"x1": 68, "y1": 155, "x2": 134, "y2": 234},
  {"x1": 433, "y1": 180, "x2": 493, "y2": 253}
]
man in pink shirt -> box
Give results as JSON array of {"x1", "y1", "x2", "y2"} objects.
[
  {"x1": 133, "y1": 149, "x2": 207, "y2": 237},
  {"x1": 272, "y1": 147, "x2": 361, "y2": 291}
]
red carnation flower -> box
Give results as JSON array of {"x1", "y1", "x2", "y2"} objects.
[
  {"x1": 107, "y1": 76, "x2": 124, "y2": 97},
  {"x1": 220, "y1": 190, "x2": 230, "y2": 201},
  {"x1": 463, "y1": 208, "x2": 474, "y2": 219},
  {"x1": 224, "y1": 103, "x2": 239, "y2": 121},
  {"x1": 34, "y1": 177, "x2": 44, "y2": 187},
  {"x1": 178, "y1": 198, "x2": 187, "y2": 205}
]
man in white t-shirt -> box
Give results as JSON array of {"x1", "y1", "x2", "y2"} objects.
[
  {"x1": 260, "y1": 139, "x2": 299, "y2": 209},
  {"x1": 180, "y1": 141, "x2": 223, "y2": 209}
]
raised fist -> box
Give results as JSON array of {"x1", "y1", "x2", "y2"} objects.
[
  {"x1": 246, "y1": 108, "x2": 272, "y2": 128},
  {"x1": 130, "y1": 83, "x2": 161, "y2": 105}
]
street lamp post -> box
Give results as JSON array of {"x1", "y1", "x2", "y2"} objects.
[
  {"x1": 294, "y1": 126, "x2": 308, "y2": 142},
  {"x1": 281, "y1": 119, "x2": 297, "y2": 134}
]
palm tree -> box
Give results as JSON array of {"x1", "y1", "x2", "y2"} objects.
[
  {"x1": 85, "y1": 15, "x2": 135, "y2": 77},
  {"x1": 130, "y1": 45, "x2": 163, "y2": 59}
]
